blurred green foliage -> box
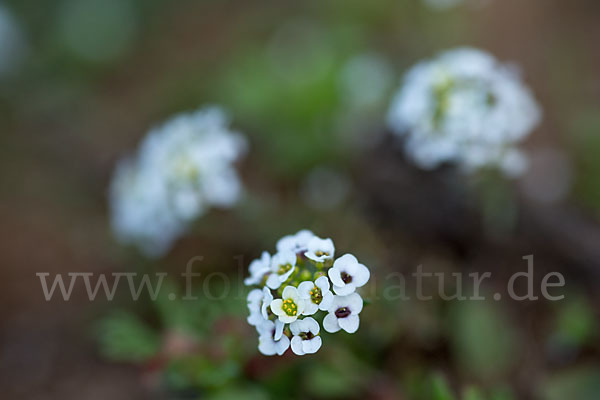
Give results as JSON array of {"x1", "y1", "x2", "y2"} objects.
[
  {"x1": 449, "y1": 300, "x2": 519, "y2": 379},
  {"x1": 95, "y1": 311, "x2": 161, "y2": 362}
]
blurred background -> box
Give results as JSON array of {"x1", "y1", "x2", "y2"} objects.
[{"x1": 1, "y1": 0, "x2": 599, "y2": 399}]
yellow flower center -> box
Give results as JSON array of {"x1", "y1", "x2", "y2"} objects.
[
  {"x1": 282, "y1": 299, "x2": 298, "y2": 316},
  {"x1": 173, "y1": 157, "x2": 198, "y2": 181},
  {"x1": 278, "y1": 263, "x2": 293, "y2": 275},
  {"x1": 432, "y1": 76, "x2": 454, "y2": 130},
  {"x1": 309, "y1": 286, "x2": 323, "y2": 304},
  {"x1": 315, "y1": 250, "x2": 329, "y2": 257}
]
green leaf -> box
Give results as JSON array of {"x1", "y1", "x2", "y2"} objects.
[
  {"x1": 448, "y1": 300, "x2": 518, "y2": 379},
  {"x1": 551, "y1": 295, "x2": 597, "y2": 349},
  {"x1": 94, "y1": 311, "x2": 160, "y2": 362},
  {"x1": 541, "y1": 367, "x2": 600, "y2": 400},
  {"x1": 430, "y1": 373, "x2": 457, "y2": 400},
  {"x1": 463, "y1": 386, "x2": 486, "y2": 400}
]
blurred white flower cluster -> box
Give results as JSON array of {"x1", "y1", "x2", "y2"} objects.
[
  {"x1": 0, "y1": 4, "x2": 26, "y2": 77},
  {"x1": 109, "y1": 107, "x2": 246, "y2": 257},
  {"x1": 387, "y1": 47, "x2": 541, "y2": 177},
  {"x1": 246, "y1": 230, "x2": 370, "y2": 356},
  {"x1": 423, "y1": 0, "x2": 464, "y2": 11}
]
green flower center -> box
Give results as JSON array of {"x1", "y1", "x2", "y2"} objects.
[
  {"x1": 309, "y1": 286, "x2": 323, "y2": 304},
  {"x1": 282, "y1": 299, "x2": 298, "y2": 316},
  {"x1": 278, "y1": 263, "x2": 293, "y2": 275},
  {"x1": 173, "y1": 157, "x2": 198, "y2": 181},
  {"x1": 432, "y1": 77, "x2": 454, "y2": 130},
  {"x1": 486, "y1": 91, "x2": 497, "y2": 106}
]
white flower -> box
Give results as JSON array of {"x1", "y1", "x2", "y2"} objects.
[
  {"x1": 246, "y1": 289, "x2": 266, "y2": 326},
  {"x1": 290, "y1": 317, "x2": 322, "y2": 355},
  {"x1": 257, "y1": 319, "x2": 289, "y2": 356},
  {"x1": 109, "y1": 159, "x2": 182, "y2": 257},
  {"x1": 270, "y1": 286, "x2": 306, "y2": 324},
  {"x1": 0, "y1": 5, "x2": 26, "y2": 78},
  {"x1": 244, "y1": 251, "x2": 271, "y2": 286},
  {"x1": 137, "y1": 107, "x2": 246, "y2": 218},
  {"x1": 297, "y1": 276, "x2": 334, "y2": 315},
  {"x1": 323, "y1": 292, "x2": 363, "y2": 334},
  {"x1": 276, "y1": 229, "x2": 315, "y2": 254},
  {"x1": 304, "y1": 237, "x2": 335, "y2": 263},
  {"x1": 328, "y1": 254, "x2": 370, "y2": 295},
  {"x1": 109, "y1": 106, "x2": 246, "y2": 257},
  {"x1": 266, "y1": 251, "x2": 297, "y2": 290},
  {"x1": 387, "y1": 47, "x2": 540, "y2": 177}
]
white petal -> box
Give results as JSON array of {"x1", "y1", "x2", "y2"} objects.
[
  {"x1": 291, "y1": 336, "x2": 305, "y2": 355},
  {"x1": 260, "y1": 251, "x2": 271, "y2": 265},
  {"x1": 327, "y1": 293, "x2": 342, "y2": 312},
  {"x1": 283, "y1": 251, "x2": 298, "y2": 266},
  {"x1": 315, "y1": 276, "x2": 330, "y2": 291},
  {"x1": 345, "y1": 292, "x2": 364, "y2": 314},
  {"x1": 279, "y1": 267, "x2": 295, "y2": 283},
  {"x1": 256, "y1": 319, "x2": 274, "y2": 336},
  {"x1": 244, "y1": 276, "x2": 257, "y2": 286},
  {"x1": 304, "y1": 237, "x2": 334, "y2": 262},
  {"x1": 303, "y1": 317, "x2": 320, "y2": 334},
  {"x1": 295, "y1": 298, "x2": 306, "y2": 315},
  {"x1": 247, "y1": 289, "x2": 263, "y2": 305},
  {"x1": 279, "y1": 314, "x2": 298, "y2": 324},
  {"x1": 258, "y1": 336, "x2": 277, "y2": 356},
  {"x1": 282, "y1": 285, "x2": 298, "y2": 300},
  {"x1": 333, "y1": 283, "x2": 356, "y2": 295},
  {"x1": 275, "y1": 335, "x2": 290, "y2": 355},
  {"x1": 266, "y1": 273, "x2": 282, "y2": 289},
  {"x1": 297, "y1": 281, "x2": 314, "y2": 299},
  {"x1": 289, "y1": 290, "x2": 303, "y2": 305},
  {"x1": 247, "y1": 312, "x2": 265, "y2": 326},
  {"x1": 276, "y1": 232, "x2": 313, "y2": 254},
  {"x1": 333, "y1": 253, "x2": 358, "y2": 270},
  {"x1": 274, "y1": 320, "x2": 285, "y2": 341},
  {"x1": 290, "y1": 320, "x2": 302, "y2": 336},
  {"x1": 272, "y1": 250, "x2": 298, "y2": 269},
  {"x1": 276, "y1": 235, "x2": 295, "y2": 253},
  {"x1": 261, "y1": 288, "x2": 273, "y2": 319},
  {"x1": 338, "y1": 314, "x2": 360, "y2": 333},
  {"x1": 248, "y1": 254, "x2": 268, "y2": 276},
  {"x1": 352, "y1": 263, "x2": 370, "y2": 287},
  {"x1": 328, "y1": 267, "x2": 345, "y2": 287},
  {"x1": 319, "y1": 291, "x2": 334, "y2": 311},
  {"x1": 302, "y1": 336, "x2": 322, "y2": 354},
  {"x1": 323, "y1": 313, "x2": 341, "y2": 333},
  {"x1": 303, "y1": 302, "x2": 319, "y2": 316},
  {"x1": 270, "y1": 299, "x2": 284, "y2": 316},
  {"x1": 294, "y1": 230, "x2": 315, "y2": 249}
]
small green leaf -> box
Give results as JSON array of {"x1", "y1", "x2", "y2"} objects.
[{"x1": 94, "y1": 311, "x2": 160, "y2": 362}]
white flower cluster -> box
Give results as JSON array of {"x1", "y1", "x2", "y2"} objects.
[
  {"x1": 246, "y1": 230, "x2": 370, "y2": 356},
  {"x1": 387, "y1": 47, "x2": 541, "y2": 177},
  {"x1": 0, "y1": 4, "x2": 26, "y2": 77},
  {"x1": 109, "y1": 107, "x2": 246, "y2": 257}
]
